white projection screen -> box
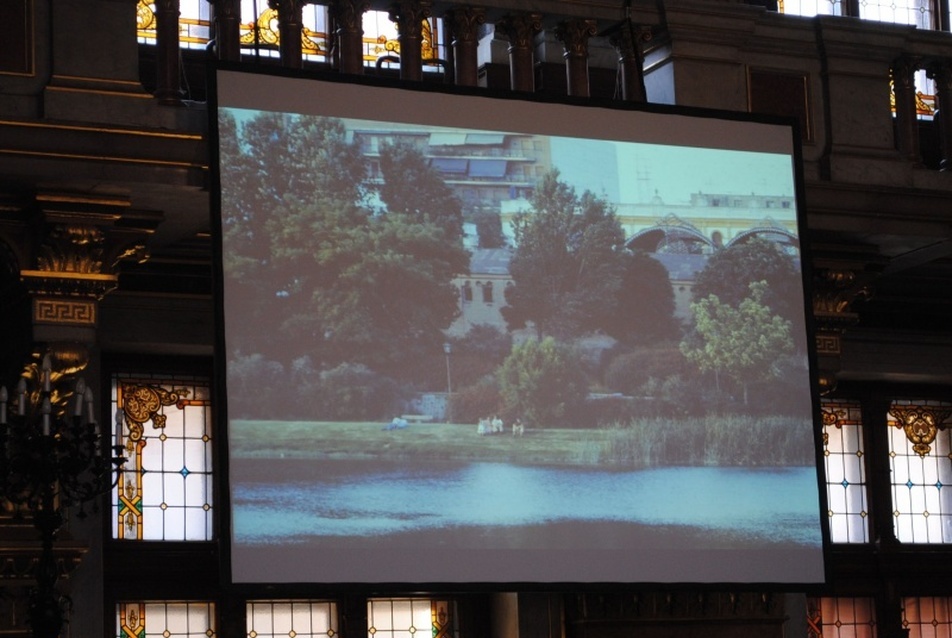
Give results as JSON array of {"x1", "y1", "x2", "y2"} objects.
[{"x1": 214, "y1": 68, "x2": 826, "y2": 586}]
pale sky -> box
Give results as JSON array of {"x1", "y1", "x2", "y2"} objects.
[{"x1": 551, "y1": 136, "x2": 797, "y2": 207}]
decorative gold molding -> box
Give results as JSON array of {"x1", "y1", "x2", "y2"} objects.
[
  {"x1": 889, "y1": 405, "x2": 952, "y2": 457},
  {"x1": 0, "y1": 119, "x2": 203, "y2": 140},
  {"x1": 21, "y1": 271, "x2": 118, "y2": 300},
  {"x1": 0, "y1": 148, "x2": 207, "y2": 170},
  {"x1": 0, "y1": 544, "x2": 88, "y2": 581},
  {"x1": 32, "y1": 298, "x2": 97, "y2": 326}
]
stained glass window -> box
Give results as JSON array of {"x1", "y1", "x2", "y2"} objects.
[
  {"x1": 902, "y1": 597, "x2": 952, "y2": 638},
  {"x1": 807, "y1": 597, "x2": 877, "y2": 638},
  {"x1": 136, "y1": 0, "x2": 211, "y2": 49},
  {"x1": 362, "y1": 11, "x2": 446, "y2": 70},
  {"x1": 111, "y1": 373, "x2": 214, "y2": 541},
  {"x1": 887, "y1": 399, "x2": 952, "y2": 543},
  {"x1": 117, "y1": 602, "x2": 216, "y2": 638},
  {"x1": 246, "y1": 601, "x2": 338, "y2": 638},
  {"x1": 821, "y1": 398, "x2": 869, "y2": 543},
  {"x1": 779, "y1": 0, "x2": 844, "y2": 17},
  {"x1": 780, "y1": 0, "x2": 931, "y2": 24},
  {"x1": 367, "y1": 599, "x2": 456, "y2": 638},
  {"x1": 239, "y1": 0, "x2": 330, "y2": 61}
]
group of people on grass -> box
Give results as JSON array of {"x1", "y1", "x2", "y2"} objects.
[{"x1": 476, "y1": 415, "x2": 524, "y2": 437}]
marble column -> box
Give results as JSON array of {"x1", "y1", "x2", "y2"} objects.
[
  {"x1": 209, "y1": 0, "x2": 242, "y2": 61},
  {"x1": 389, "y1": 0, "x2": 432, "y2": 81},
  {"x1": 555, "y1": 19, "x2": 597, "y2": 98},
  {"x1": 892, "y1": 56, "x2": 922, "y2": 164},
  {"x1": 608, "y1": 20, "x2": 648, "y2": 102},
  {"x1": 330, "y1": 0, "x2": 370, "y2": 74},
  {"x1": 928, "y1": 60, "x2": 952, "y2": 171},
  {"x1": 269, "y1": 0, "x2": 305, "y2": 69},
  {"x1": 495, "y1": 12, "x2": 542, "y2": 93},
  {"x1": 154, "y1": 0, "x2": 182, "y2": 105},
  {"x1": 444, "y1": 6, "x2": 486, "y2": 87}
]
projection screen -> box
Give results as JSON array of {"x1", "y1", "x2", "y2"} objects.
[{"x1": 214, "y1": 68, "x2": 826, "y2": 586}]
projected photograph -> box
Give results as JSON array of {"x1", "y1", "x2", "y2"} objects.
[{"x1": 216, "y1": 72, "x2": 824, "y2": 585}]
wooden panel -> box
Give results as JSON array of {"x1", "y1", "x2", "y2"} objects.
[
  {"x1": 748, "y1": 68, "x2": 812, "y2": 141},
  {"x1": 0, "y1": 0, "x2": 33, "y2": 75}
]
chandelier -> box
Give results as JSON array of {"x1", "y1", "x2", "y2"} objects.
[{"x1": 0, "y1": 354, "x2": 126, "y2": 638}]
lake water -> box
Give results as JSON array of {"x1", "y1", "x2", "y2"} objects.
[{"x1": 232, "y1": 459, "x2": 823, "y2": 548}]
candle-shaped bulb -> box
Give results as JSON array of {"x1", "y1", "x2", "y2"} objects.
[
  {"x1": 41, "y1": 354, "x2": 52, "y2": 393},
  {"x1": 0, "y1": 386, "x2": 7, "y2": 425},
  {"x1": 74, "y1": 378, "x2": 86, "y2": 417},
  {"x1": 41, "y1": 396, "x2": 51, "y2": 436},
  {"x1": 16, "y1": 378, "x2": 26, "y2": 416},
  {"x1": 84, "y1": 386, "x2": 95, "y2": 423}
]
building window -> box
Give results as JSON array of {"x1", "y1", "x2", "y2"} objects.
[
  {"x1": 902, "y1": 597, "x2": 952, "y2": 638},
  {"x1": 481, "y1": 281, "x2": 494, "y2": 304},
  {"x1": 117, "y1": 602, "x2": 216, "y2": 638},
  {"x1": 246, "y1": 601, "x2": 338, "y2": 638},
  {"x1": 112, "y1": 373, "x2": 214, "y2": 541},
  {"x1": 367, "y1": 599, "x2": 456, "y2": 638},
  {"x1": 808, "y1": 597, "x2": 877, "y2": 638},
  {"x1": 887, "y1": 399, "x2": 952, "y2": 543},
  {"x1": 821, "y1": 399, "x2": 869, "y2": 543},
  {"x1": 462, "y1": 281, "x2": 473, "y2": 302}
]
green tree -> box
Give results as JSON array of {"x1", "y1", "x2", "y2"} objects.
[
  {"x1": 219, "y1": 111, "x2": 368, "y2": 360},
  {"x1": 497, "y1": 337, "x2": 588, "y2": 428},
  {"x1": 606, "y1": 251, "x2": 681, "y2": 344},
  {"x1": 377, "y1": 140, "x2": 464, "y2": 242},
  {"x1": 692, "y1": 237, "x2": 805, "y2": 350},
  {"x1": 680, "y1": 281, "x2": 794, "y2": 405},
  {"x1": 473, "y1": 210, "x2": 506, "y2": 248},
  {"x1": 502, "y1": 171, "x2": 627, "y2": 338},
  {"x1": 219, "y1": 111, "x2": 469, "y2": 377}
]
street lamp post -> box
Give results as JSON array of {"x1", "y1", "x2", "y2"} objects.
[{"x1": 443, "y1": 342, "x2": 452, "y2": 423}]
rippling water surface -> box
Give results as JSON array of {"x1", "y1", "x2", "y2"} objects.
[{"x1": 232, "y1": 459, "x2": 823, "y2": 547}]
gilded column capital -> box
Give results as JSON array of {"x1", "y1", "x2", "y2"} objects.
[
  {"x1": 444, "y1": 6, "x2": 486, "y2": 44},
  {"x1": 267, "y1": 0, "x2": 307, "y2": 16},
  {"x1": 555, "y1": 19, "x2": 597, "y2": 60},
  {"x1": 892, "y1": 55, "x2": 921, "y2": 86},
  {"x1": 495, "y1": 12, "x2": 543, "y2": 51},
  {"x1": 925, "y1": 58, "x2": 952, "y2": 92},
  {"x1": 811, "y1": 267, "x2": 872, "y2": 393},
  {"x1": 328, "y1": 0, "x2": 370, "y2": 32},
  {"x1": 388, "y1": 0, "x2": 432, "y2": 38},
  {"x1": 153, "y1": 0, "x2": 180, "y2": 15},
  {"x1": 2, "y1": 192, "x2": 157, "y2": 335},
  {"x1": 207, "y1": 0, "x2": 241, "y2": 19},
  {"x1": 607, "y1": 21, "x2": 652, "y2": 54}
]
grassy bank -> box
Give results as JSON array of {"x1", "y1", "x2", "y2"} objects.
[
  {"x1": 230, "y1": 413, "x2": 815, "y2": 468},
  {"x1": 230, "y1": 419, "x2": 603, "y2": 466}
]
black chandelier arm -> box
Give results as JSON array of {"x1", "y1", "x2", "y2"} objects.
[{"x1": 0, "y1": 365, "x2": 127, "y2": 638}]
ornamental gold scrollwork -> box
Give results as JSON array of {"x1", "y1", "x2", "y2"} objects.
[
  {"x1": 888, "y1": 405, "x2": 952, "y2": 457},
  {"x1": 240, "y1": 7, "x2": 281, "y2": 46},
  {"x1": 820, "y1": 406, "x2": 848, "y2": 446},
  {"x1": 120, "y1": 383, "x2": 189, "y2": 442},
  {"x1": 36, "y1": 224, "x2": 105, "y2": 274},
  {"x1": 137, "y1": 0, "x2": 157, "y2": 32}
]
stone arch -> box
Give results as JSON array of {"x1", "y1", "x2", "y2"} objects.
[{"x1": 625, "y1": 214, "x2": 714, "y2": 254}]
